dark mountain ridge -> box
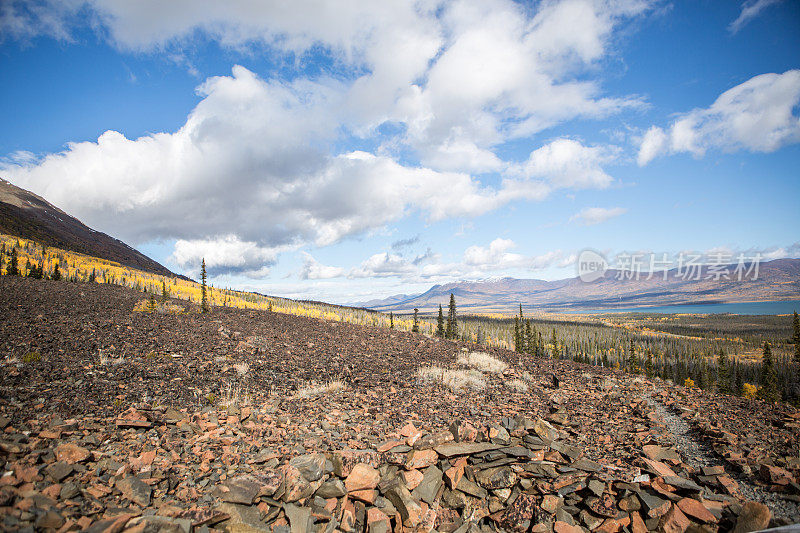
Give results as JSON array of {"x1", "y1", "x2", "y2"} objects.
[{"x1": 0, "y1": 178, "x2": 182, "y2": 278}]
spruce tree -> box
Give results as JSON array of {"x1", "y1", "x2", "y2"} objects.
[
  {"x1": 645, "y1": 350, "x2": 654, "y2": 377},
  {"x1": 792, "y1": 311, "x2": 800, "y2": 362},
  {"x1": 445, "y1": 293, "x2": 457, "y2": 339},
  {"x1": 6, "y1": 247, "x2": 19, "y2": 276},
  {"x1": 389, "y1": 312, "x2": 394, "y2": 329},
  {"x1": 437, "y1": 305, "x2": 445, "y2": 337},
  {"x1": 161, "y1": 281, "x2": 169, "y2": 303},
  {"x1": 758, "y1": 342, "x2": 779, "y2": 402},
  {"x1": 717, "y1": 348, "x2": 731, "y2": 394},
  {"x1": 51, "y1": 262, "x2": 61, "y2": 281},
  {"x1": 412, "y1": 308, "x2": 419, "y2": 333},
  {"x1": 525, "y1": 321, "x2": 534, "y2": 355},
  {"x1": 200, "y1": 258, "x2": 209, "y2": 313},
  {"x1": 513, "y1": 317, "x2": 521, "y2": 352}
]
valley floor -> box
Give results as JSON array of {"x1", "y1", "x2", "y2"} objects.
[{"x1": 0, "y1": 276, "x2": 798, "y2": 532}]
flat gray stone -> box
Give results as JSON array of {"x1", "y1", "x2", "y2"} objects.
[{"x1": 434, "y1": 442, "x2": 502, "y2": 457}]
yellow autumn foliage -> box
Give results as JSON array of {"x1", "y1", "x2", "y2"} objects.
[{"x1": 742, "y1": 383, "x2": 758, "y2": 399}]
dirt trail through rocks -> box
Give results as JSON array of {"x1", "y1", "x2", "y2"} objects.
[{"x1": 646, "y1": 392, "x2": 800, "y2": 523}]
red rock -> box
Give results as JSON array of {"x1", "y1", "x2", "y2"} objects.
[
  {"x1": 405, "y1": 449, "x2": 437, "y2": 470},
  {"x1": 642, "y1": 458, "x2": 678, "y2": 477},
  {"x1": 541, "y1": 494, "x2": 562, "y2": 514},
  {"x1": 345, "y1": 463, "x2": 380, "y2": 492},
  {"x1": 42, "y1": 484, "x2": 61, "y2": 499},
  {"x1": 377, "y1": 439, "x2": 404, "y2": 453},
  {"x1": 15, "y1": 466, "x2": 41, "y2": 483},
  {"x1": 332, "y1": 449, "x2": 379, "y2": 477},
  {"x1": 115, "y1": 408, "x2": 153, "y2": 428},
  {"x1": 367, "y1": 507, "x2": 390, "y2": 527},
  {"x1": 595, "y1": 518, "x2": 623, "y2": 533},
  {"x1": 55, "y1": 443, "x2": 90, "y2": 464},
  {"x1": 588, "y1": 492, "x2": 617, "y2": 517},
  {"x1": 554, "y1": 522, "x2": 582, "y2": 533},
  {"x1": 676, "y1": 497, "x2": 717, "y2": 523},
  {"x1": 449, "y1": 420, "x2": 478, "y2": 442},
  {"x1": 718, "y1": 475, "x2": 740, "y2": 496},
  {"x1": 443, "y1": 456, "x2": 467, "y2": 489},
  {"x1": 500, "y1": 493, "x2": 539, "y2": 533},
  {"x1": 401, "y1": 469, "x2": 424, "y2": 490},
  {"x1": 759, "y1": 464, "x2": 794, "y2": 486},
  {"x1": 733, "y1": 501, "x2": 771, "y2": 533},
  {"x1": 630, "y1": 511, "x2": 647, "y2": 533},
  {"x1": 349, "y1": 488, "x2": 376, "y2": 504},
  {"x1": 130, "y1": 450, "x2": 156, "y2": 472},
  {"x1": 281, "y1": 464, "x2": 313, "y2": 502},
  {"x1": 660, "y1": 503, "x2": 691, "y2": 533}
]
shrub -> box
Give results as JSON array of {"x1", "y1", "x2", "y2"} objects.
[
  {"x1": 417, "y1": 366, "x2": 486, "y2": 392},
  {"x1": 22, "y1": 351, "x2": 41, "y2": 363},
  {"x1": 295, "y1": 380, "x2": 345, "y2": 399},
  {"x1": 505, "y1": 379, "x2": 529, "y2": 392},
  {"x1": 742, "y1": 383, "x2": 758, "y2": 399},
  {"x1": 684, "y1": 377, "x2": 696, "y2": 388},
  {"x1": 457, "y1": 351, "x2": 508, "y2": 373}
]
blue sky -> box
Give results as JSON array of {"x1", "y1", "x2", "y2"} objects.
[{"x1": 1, "y1": 0, "x2": 799, "y2": 304}]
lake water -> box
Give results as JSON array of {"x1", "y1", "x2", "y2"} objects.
[{"x1": 566, "y1": 300, "x2": 800, "y2": 315}]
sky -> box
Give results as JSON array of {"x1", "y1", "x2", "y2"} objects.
[{"x1": 0, "y1": 0, "x2": 799, "y2": 304}]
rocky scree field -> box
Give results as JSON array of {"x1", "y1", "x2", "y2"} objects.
[{"x1": 0, "y1": 276, "x2": 799, "y2": 532}]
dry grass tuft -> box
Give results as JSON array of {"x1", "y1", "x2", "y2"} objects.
[
  {"x1": 234, "y1": 362, "x2": 250, "y2": 377},
  {"x1": 457, "y1": 351, "x2": 508, "y2": 374},
  {"x1": 505, "y1": 379, "x2": 529, "y2": 392},
  {"x1": 100, "y1": 355, "x2": 126, "y2": 366},
  {"x1": 417, "y1": 366, "x2": 486, "y2": 392},
  {"x1": 294, "y1": 380, "x2": 345, "y2": 399},
  {"x1": 218, "y1": 383, "x2": 251, "y2": 408}
]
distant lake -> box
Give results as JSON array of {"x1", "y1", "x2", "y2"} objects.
[{"x1": 565, "y1": 300, "x2": 800, "y2": 315}]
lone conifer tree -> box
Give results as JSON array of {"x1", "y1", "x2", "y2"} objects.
[
  {"x1": 6, "y1": 247, "x2": 19, "y2": 276},
  {"x1": 200, "y1": 258, "x2": 209, "y2": 314},
  {"x1": 445, "y1": 293, "x2": 457, "y2": 339},
  {"x1": 161, "y1": 281, "x2": 169, "y2": 303},
  {"x1": 758, "y1": 342, "x2": 779, "y2": 402},
  {"x1": 389, "y1": 312, "x2": 394, "y2": 329},
  {"x1": 717, "y1": 348, "x2": 731, "y2": 394},
  {"x1": 437, "y1": 305, "x2": 445, "y2": 337},
  {"x1": 51, "y1": 262, "x2": 61, "y2": 281},
  {"x1": 513, "y1": 317, "x2": 520, "y2": 352},
  {"x1": 412, "y1": 308, "x2": 419, "y2": 333},
  {"x1": 792, "y1": 311, "x2": 800, "y2": 362},
  {"x1": 525, "y1": 321, "x2": 534, "y2": 355}
]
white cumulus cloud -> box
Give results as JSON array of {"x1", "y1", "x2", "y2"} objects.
[
  {"x1": 638, "y1": 70, "x2": 800, "y2": 165},
  {"x1": 570, "y1": 206, "x2": 627, "y2": 226}
]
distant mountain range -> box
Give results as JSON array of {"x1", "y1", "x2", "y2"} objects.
[
  {"x1": 0, "y1": 179, "x2": 182, "y2": 279},
  {"x1": 355, "y1": 259, "x2": 800, "y2": 314}
]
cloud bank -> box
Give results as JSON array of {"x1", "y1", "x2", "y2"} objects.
[{"x1": 638, "y1": 70, "x2": 800, "y2": 165}]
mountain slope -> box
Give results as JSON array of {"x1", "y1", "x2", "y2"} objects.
[
  {"x1": 360, "y1": 259, "x2": 800, "y2": 313},
  {"x1": 0, "y1": 178, "x2": 179, "y2": 278}
]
